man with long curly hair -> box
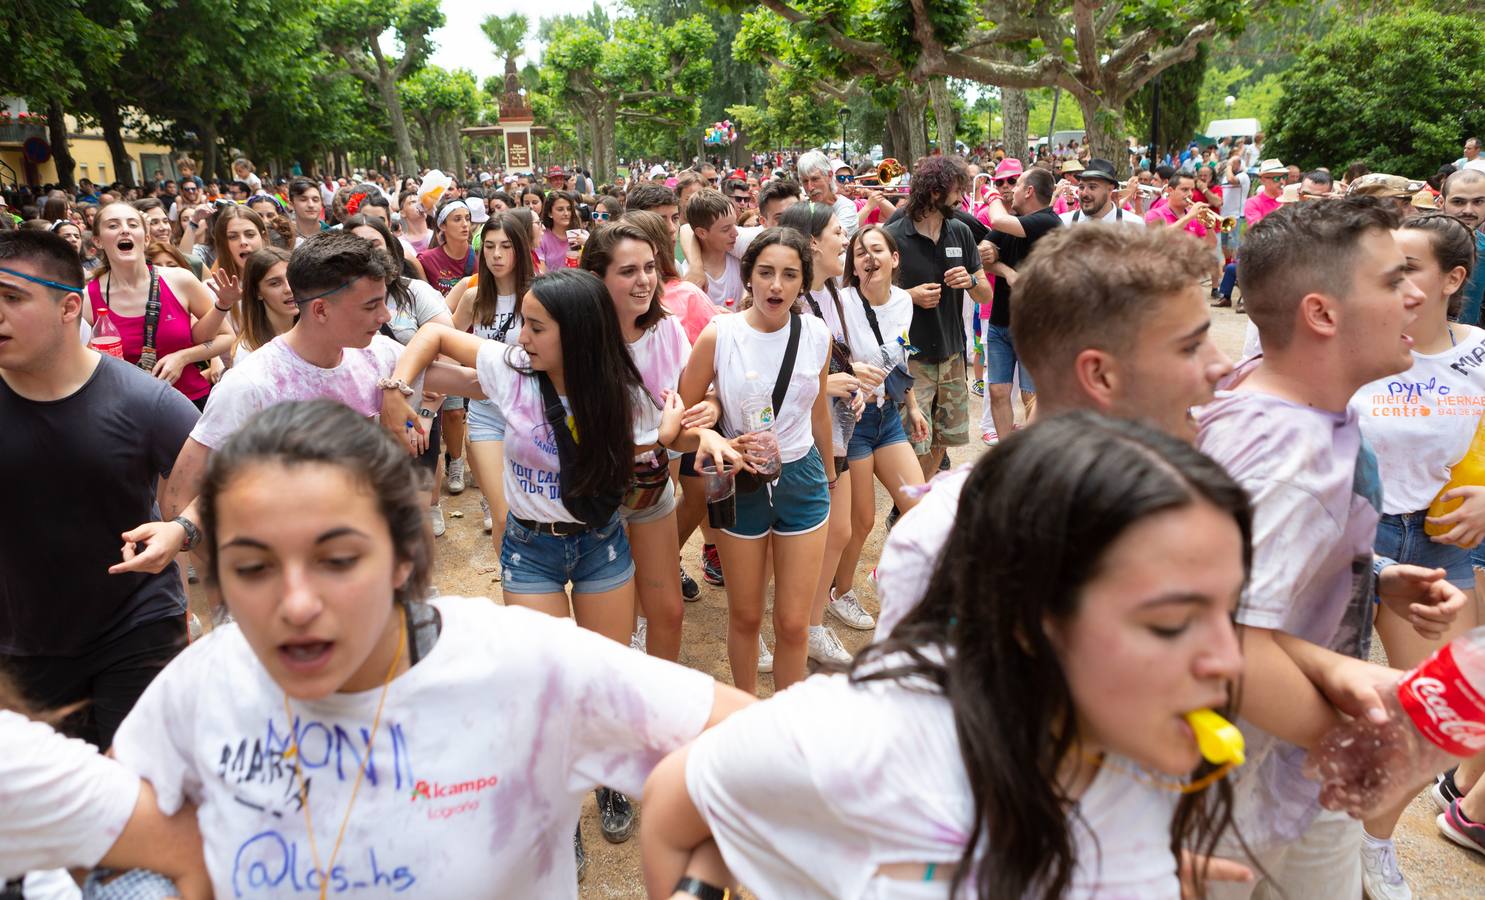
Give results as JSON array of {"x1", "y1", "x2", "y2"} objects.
[{"x1": 882, "y1": 155, "x2": 997, "y2": 478}]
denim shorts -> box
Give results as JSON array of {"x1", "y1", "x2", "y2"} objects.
[
  {"x1": 467, "y1": 398, "x2": 507, "y2": 442},
  {"x1": 982, "y1": 323, "x2": 1037, "y2": 392},
  {"x1": 499, "y1": 512, "x2": 635, "y2": 595},
  {"x1": 1375, "y1": 511, "x2": 1474, "y2": 589},
  {"x1": 847, "y1": 401, "x2": 909, "y2": 461},
  {"x1": 725, "y1": 446, "x2": 831, "y2": 539},
  {"x1": 441, "y1": 395, "x2": 466, "y2": 412}
]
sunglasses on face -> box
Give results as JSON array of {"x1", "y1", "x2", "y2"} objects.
[
  {"x1": 593, "y1": 211, "x2": 611, "y2": 222},
  {"x1": 731, "y1": 194, "x2": 752, "y2": 205},
  {"x1": 994, "y1": 177, "x2": 1018, "y2": 188}
]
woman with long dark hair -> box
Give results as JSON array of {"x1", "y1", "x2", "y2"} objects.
[
  {"x1": 642, "y1": 413, "x2": 1248, "y2": 900},
  {"x1": 778, "y1": 201, "x2": 873, "y2": 667},
  {"x1": 538, "y1": 190, "x2": 582, "y2": 271},
  {"x1": 1349, "y1": 212, "x2": 1485, "y2": 890},
  {"x1": 444, "y1": 211, "x2": 536, "y2": 566},
  {"x1": 230, "y1": 246, "x2": 296, "y2": 363},
  {"x1": 830, "y1": 224, "x2": 928, "y2": 612},
  {"x1": 109, "y1": 400, "x2": 748, "y2": 896},
  {"x1": 381, "y1": 270, "x2": 663, "y2": 854},
  {"x1": 580, "y1": 221, "x2": 727, "y2": 662},
  {"x1": 678, "y1": 227, "x2": 835, "y2": 694}
]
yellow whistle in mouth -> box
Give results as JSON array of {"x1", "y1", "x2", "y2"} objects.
[{"x1": 1186, "y1": 709, "x2": 1245, "y2": 767}]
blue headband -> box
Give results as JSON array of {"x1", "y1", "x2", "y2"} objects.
[
  {"x1": 293, "y1": 280, "x2": 353, "y2": 305},
  {"x1": 0, "y1": 265, "x2": 83, "y2": 294}
]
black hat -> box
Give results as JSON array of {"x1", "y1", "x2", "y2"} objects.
[{"x1": 1079, "y1": 158, "x2": 1120, "y2": 184}]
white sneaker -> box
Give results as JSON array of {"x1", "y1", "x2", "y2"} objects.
[
  {"x1": 480, "y1": 495, "x2": 493, "y2": 533},
  {"x1": 757, "y1": 635, "x2": 774, "y2": 673},
  {"x1": 1360, "y1": 835, "x2": 1412, "y2": 900},
  {"x1": 827, "y1": 588, "x2": 876, "y2": 630},
  {"x1": 630, "y1": 617, "x2": 647, "y2": 654},
  {"x1": 807, "y1": 625, "x2": 852, "y2": 665},
  {"x1": 430, "y1": 505, "x2": 446, "y2": 537},
  {"x1": 447, "y1": 457, "x2": 466, "y2": 494}
]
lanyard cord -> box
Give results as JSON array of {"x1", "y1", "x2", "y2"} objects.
[{"x1": 282, "y1": 613, "x2": 406, "y2": 900}]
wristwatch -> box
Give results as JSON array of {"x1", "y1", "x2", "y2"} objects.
[
  {"x1": 174, "y1": 515, "x2": 202, "y2": 553},
  {"x1": 967, "y1": 271, "x2": 978, "y2": 289},
  {"x1": 672, "y1": 877, "x2": 727, "y2": 900},
  {"x1": 377, "y1": 377, "x2": 415, "y2": 396}
]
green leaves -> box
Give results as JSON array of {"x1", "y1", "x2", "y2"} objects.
[{"x1": 1265, "y1": 10, "x2": 1485, "y2": 173}]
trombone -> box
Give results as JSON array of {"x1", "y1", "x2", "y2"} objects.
[{"x1": 857, "y1": 158, "x2": 912, "y2": 197}]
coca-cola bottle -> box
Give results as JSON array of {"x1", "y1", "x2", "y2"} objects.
[
  {"x1": 88, "y1": 308, "x2": 125, "y2": 359},
  {"x1": 1305, "y1": 626, "x2": 1485, "y2": 819}
]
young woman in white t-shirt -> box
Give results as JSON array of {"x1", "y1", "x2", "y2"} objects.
[
  {"x1": 678, "y1": 227, "x2": 835, "y2": 693},
  {"x1": 383, "y1": 269, "x2": 676, "y2": 848},
  {"x1": 111, "y1": 400, "x2": 750, "y2": 898},
  {"x1": 1349, "y1": 212, "x2": 1485, "y2": 886},
  {"x1": 446, "y1": 211, "x2": 533, "y2": 571},
  {"x1": 779, "y1": 202, "x2": 873, "y2": 667},
  {"x1": 642, "y1": 413, "x2": 1248, "y2": 900},
  {"x1": 832, "y1": 225, "x2": 929, "y2": 615},
  {"x1": 580, "y1": 222, "x2": 728, "y2": 664}
]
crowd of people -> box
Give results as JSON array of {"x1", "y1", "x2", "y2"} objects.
[{"x1": 3, "y1": 129, "x2": 1485, "y2": 900}]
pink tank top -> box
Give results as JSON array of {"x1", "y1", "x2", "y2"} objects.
[{"x1": 87, "y1": 269, "x2": 212, "y2": 401}]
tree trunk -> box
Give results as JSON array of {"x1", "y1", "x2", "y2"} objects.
[
  {"x1": 371, "y1": 65, "x2": 417, "y2": 177},
  {"x1": 1002, "y1": 88, "x2": 1029, "y2": 163},
  {"x1": 1077, "y1": 94, "x2": 1127, "y2": 175},
  {"x1": 47, "y1": 99, "x2": 76, "y2": 190},
  {"x1": 927, "y1": 77, "x2": 957, "y2": 152},
  {"x1": 201, "y1": 121, "x2": 220, "y2": 179},
  {"x1": 446, "y1": 120, "x2": 464, "y2": 175},
  {"x1": 91, "y1": 93, "x2": 135, "y2": 186}
]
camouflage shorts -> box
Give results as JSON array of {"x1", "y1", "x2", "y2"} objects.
[{"x1": 908, "y1": 354, "x2": 969, "y2": 455}]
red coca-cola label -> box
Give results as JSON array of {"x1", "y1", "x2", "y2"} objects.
[{"x1": 1398, "y1": 644, "x2": 1485, "y2": 757}]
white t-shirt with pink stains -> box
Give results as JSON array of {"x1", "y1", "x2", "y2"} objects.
[
  {"x1": 627, "y1": 315, "x2": 691, "y2": 450},
  {"x1": 686, "y1": 669, "x2": 1180, "y2": 899},
  {"x1": 475, "y1": 342, "x2": 574, "y2": 522},
  {"x1": 0, "y1": 710, "x2": 141, "y2": 878},
  {"x1": 110, "y1": 596, "x2": 715, "y2": 900},
  {"x1": 191, "y1": 334, "x2": 405, "y2": 449}
]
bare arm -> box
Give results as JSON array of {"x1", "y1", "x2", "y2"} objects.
[
  {"x1": 812, "y1": 358, "x2": 835, "y2": 483},
  {"x1": 1231, "y1": 627, "x2": 1397, "y2": 751},
  {"x1": 678, "y1": 224, "x2": 707, "y2": 290},
  {"x1": 983, "y1": 196, "x2": 1026, "y2": 236},
  {"x1": 446, "y1": 276, "x2": 475, "y2": 329},
  {"x1": 161, "y1": 438, "x2": 211, "y2": 521},
  {"x1": 98, "y1": 781, "x2": 211, "y2": 900}
]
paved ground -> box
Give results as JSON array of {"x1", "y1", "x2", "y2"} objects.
[{"x1": 186, "y1": 303, "x2": 1485, "y2": 898}]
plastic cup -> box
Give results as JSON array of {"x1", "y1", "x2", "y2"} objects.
[{"x1": 700, "y1": 462, "x2": 737, "y2": 529}]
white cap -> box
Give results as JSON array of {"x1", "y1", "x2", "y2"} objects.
[
  {"x1": 830, "y1": 159, "x2": 850, "y2": 172},
  {"x1": 648, "y1": 164, "x2": 668, "y2": 178},
  {"x1": 466, "y1": 197, "x2": 489, "y2": 224},
  {"x1": 478, "y1": 172, "x2": 494, "y2": 183},
  {"x1": 502, "y1": 174, "x2": 517, "y2": 184}
]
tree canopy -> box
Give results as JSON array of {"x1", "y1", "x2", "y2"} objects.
[{"x1": 1265, "y1": 10, "x2": 1485, "y2": 174}]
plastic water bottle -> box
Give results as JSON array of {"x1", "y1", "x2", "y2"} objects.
[
  {"x1": 88, "y1": 308, "x2": 124, "y2": 359},
  {"x1": 739, "y1": 371, "x2": 781, "y2": 477},
  {"x1": 1426, "y1": 416, "x2": 1485, "y2": 536},
  {"x1": 1305, "y1": 626, "x2": 1485, "y2": 818}
]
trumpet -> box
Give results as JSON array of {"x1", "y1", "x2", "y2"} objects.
[
  {"x1": 1196, "y1": 209, "x2": 1239, "y2": 232},
  {"x1": 1137, "y1": 183, "x2": 1164, "y2": 200}
]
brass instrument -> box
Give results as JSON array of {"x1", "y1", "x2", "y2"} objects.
[
  {"x1": 1195, "y1": 209, "x2": 1238, "y2": 232},
  {"x1": 1137, "y1": 183, "x2": 1164, "y2": 200},
  {"x1": 1197, "y1": 208, "x2": 1219, "y2": 230},
  {"x1": 857, "y1": 157, "x2": 911, "y2": 197},
  {"x1": 1219, "y1": 216, "x2": 1237, "y2": 233}
]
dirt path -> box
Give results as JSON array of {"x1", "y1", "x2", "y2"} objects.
[{"x1": 186, "y1": 305, "x2": 1485, "y2": 897}]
